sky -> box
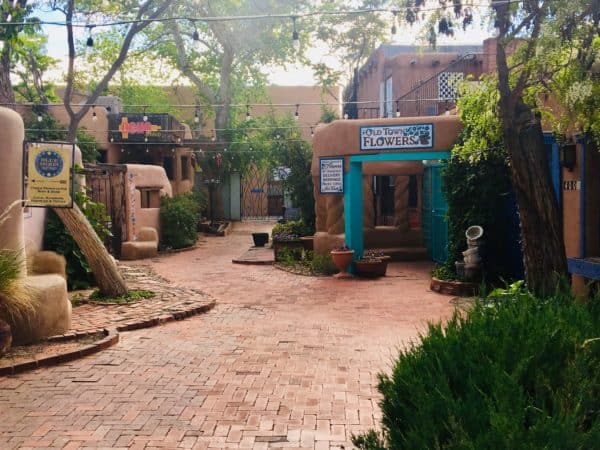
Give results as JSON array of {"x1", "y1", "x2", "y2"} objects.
[{"x1": 36, "y1": 6, "x2": 494, "y2": 87}]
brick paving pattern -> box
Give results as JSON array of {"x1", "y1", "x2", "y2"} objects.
[
  {"x1": 0, "y1": 222, "x2": 455, "y2": 449},
  {"x1": 70, "y1": 266, "x2": 216, "y2": 334}
]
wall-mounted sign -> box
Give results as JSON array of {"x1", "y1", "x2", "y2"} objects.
[
  {"x1": 563, "y1": 180, "x2": 581, "y2": 191},
  {"x1": 359, "y1": 123, "x2": 434, "y2": 151},
  {"x1": 118, "y1": 116, "x2": 162, "y2": 139},
  {"x1": 320, "y1": 157, "x2": 344, "y2": 194},
  {"x1": 25, "y1": 143, "x2": 74, "y2": 208}
]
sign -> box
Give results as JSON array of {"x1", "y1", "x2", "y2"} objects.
[
  {"x1": 359, "y1": 123, "x2": 434, "y2": 151},
  {"x1": 118, "y1": 116, "x2": 161, "y2": 139},
  {"x1": 25, "y1": 143, "x2": 74, "y2": 208},
  {"x1": 320, "y1": 158, "x2": 344, "y2": 194},
  {"x1": 563, "y1": 180, "x2": 581, "y2": 191}
]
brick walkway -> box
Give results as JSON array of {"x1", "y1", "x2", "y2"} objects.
[
  {"x1": 0, "y1": 221, "x2": 455, "y2": 449},
  {"x1": 69, "y1": 266, "x2": 215, "y2": 334}
]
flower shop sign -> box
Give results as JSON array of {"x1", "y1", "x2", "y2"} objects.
[
  {"x1": 359, "y1": 123, "x2": 434, "y2": 151},
  {"x1": 320, "y1": 157, "x2": 344, "y2": 194}
]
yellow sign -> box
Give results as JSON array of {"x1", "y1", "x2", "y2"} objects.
[{"x1": 26, "y1": 144, "x2": 73, "y2": 208}]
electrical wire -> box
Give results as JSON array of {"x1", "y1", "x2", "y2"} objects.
[{"x1": 0, "y1": 3, "x2": 511, "y2": 28}]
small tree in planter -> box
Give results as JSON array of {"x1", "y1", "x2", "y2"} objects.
[{"x1": 160, "y1": 193, "x2": 203, "y2": 250}]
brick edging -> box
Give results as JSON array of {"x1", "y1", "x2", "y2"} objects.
[
  {"x1": 0, "y1": 328, "x2": 119, "y2": 377},
  {"x1": 0, "y1": 299, "x2": 217, "y2": 377},
  {"x1": 115, "y1": 300, "x2": 216, "y2": 332}
]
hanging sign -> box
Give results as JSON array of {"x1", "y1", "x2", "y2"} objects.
[
  {"x1": 360, "y1": 123, "x2": 434, "y2": 151},
  {"x1": 320, "y1": 157, "x2": 344, "y2": 194},
  {"x1": 25, "y1": 143, "x2": 74, "y2": 208}
]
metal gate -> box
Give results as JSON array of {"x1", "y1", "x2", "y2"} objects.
[
  {"x1": 241, "y1": 165, "x2": 283, "y2": 218},
  {"x1": 82, "y1": 164, "x2": 127, "y2": 257}
]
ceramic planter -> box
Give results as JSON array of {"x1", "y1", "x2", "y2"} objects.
[
  {"x1": 252, "y1": 232, "x2": 269, "y2": 247},
  {"x1": 330, "y1": 250, "x2": 354, "y2": 278},
  {"x1": 355, "y1": 258, "x2": 388, "y2": 277}
]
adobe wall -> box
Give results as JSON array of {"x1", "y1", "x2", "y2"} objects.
[
  {"x1": 312, "y1": 115, "x2": 463, "y2": 252},
  {"x1": 124, "y1": 164, "x2": 172, "y2": 242}
]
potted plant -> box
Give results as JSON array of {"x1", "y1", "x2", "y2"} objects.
[
  {"x1": 354, "y1": 250, "x2": 390, "y2": 278},
  {"x1": 252, "y1": 232, "x2": 269, "y2": 247},
  {"x1": 271, "y1": 220, "x2": 312, "y2": 261},
  {"x1": 330, "y1": 245, "x2": 354, "y2": 278}
]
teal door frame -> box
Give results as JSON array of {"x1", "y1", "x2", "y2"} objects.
[{"x1": 344, "y1": 151, "x2": 450, "y2": 259}]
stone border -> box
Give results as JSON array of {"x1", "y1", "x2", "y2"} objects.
[
  {"x1": 430, "y1": 277, "x2": 479, "y2": 297},
  {"x1": 0, "y1": 328, "x2": 118, "y2": 377},
  {"x1": 0, "y1": 300, "x2": 216, "y2": 376}
]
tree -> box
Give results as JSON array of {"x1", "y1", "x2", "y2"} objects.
[
  {"x1": 151, "y1": 0, "x2": 310, "y2": 139},
  {"x1": 0, "y1": 0, "x2": 37, "y2": 105}
]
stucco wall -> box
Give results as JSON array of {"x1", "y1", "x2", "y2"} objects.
[
  {"x1": 124, "y1": 164, "x2": 172, "y2": 242},
  {"x1": 311, "y1": 115, "x2": 462, "y2": 251}
]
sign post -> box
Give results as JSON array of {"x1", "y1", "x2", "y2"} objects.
[{"x1": 24, "y1": 142, "x2": 74, "y2": 208}]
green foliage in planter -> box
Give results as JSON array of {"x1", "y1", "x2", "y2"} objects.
[
  {"x1": 352, "y1": 291, "x2": 600, "y2": 449},
  {"x1": 276, "y1": 249, "x2": 337, "y2": 276},
  {"x1": 44, "y1": 190, "x2": 111, "y2": 290},
  {"x1": 271, "y1": 219, "x2": 312, "y2": 241},
  {"x1": 160, "y1": 193, "x2": 202, "y2": 249}
]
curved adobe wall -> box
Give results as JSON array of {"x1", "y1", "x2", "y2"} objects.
[{"x1": 311, "y1": 115, "x2": 463, "y2": 252}]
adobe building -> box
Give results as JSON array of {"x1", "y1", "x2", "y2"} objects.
[
  {"x1": 312, "y1": 115, "x2": 463, "y2": 262},
  {"x1": 558, "y1": 135, "x2": 600, "y2": 295}
]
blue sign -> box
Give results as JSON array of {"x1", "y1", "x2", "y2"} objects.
[
  {"x1": 250, "y1": 188, "x2": 264, "y2": 193},
  {"x1": 35, "y1": 150, "x2": 64, "y2": 177}
]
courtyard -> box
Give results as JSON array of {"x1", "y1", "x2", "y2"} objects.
[{"x1": 0, "y1": 222, "x2": 455, "y2": 449}]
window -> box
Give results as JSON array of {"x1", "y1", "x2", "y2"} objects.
[
  {"x1": 181, "y1": 156, "x2": 191, "y2": 181},
  {"x1": 438, "y1": 71, "x2": 464, "y2": 101},
  {"x1": 162, "y1": 156, "x2": 174, "y2": 180},
  {"x1": 385, "y1": 76, "x2": 393, "y2": 118},
  {"x1": 137, "y1": 187, "x2": 161, "y2": 208}
]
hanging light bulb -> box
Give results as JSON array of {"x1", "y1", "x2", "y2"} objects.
[
  {"x1": 294, "y1": 104, "x2": 299, "y2": 121},
  {"x1": 121, "y1": 148, "x2": 124, "y2": 153},
  {"x1": 92, "y1": 105, "x2": 97, "y2": 121},
  {"x1": 391, "y1": 11, "x2": 398, "y2": 36},
  {"x1": 194, "y1": 109, "x2": 200, "y2": 123},
  {"x1": 86, "y1": 26, "x2": 94, "y2": 47},
  {"x1": 110, "y1": 136, "x2": 114, "y2": 143},
  {"x1": 246, "y1": 104, "x2": 251, "y2": 121},
  {"x1": 291, "y1": 16, "x2": 299, "y2": 50},
  {"x1": 211, "y1": 130, "x2": 216, "y2": 141},
  {"x1": 6, "y1": 14, "x2": 12, "y2": 23},
  {"x1": 37, "y1": 113, "x2": 43, "y2": 122},
  {"x1": 344, "y1": 112, "x2": 349, "y2": 119},
  {"x1": 310, "y1": 127, "x2": 314, "y2": 137},
  {"x1": 144, "y1": 136, "x2": 148, "y2": 142},
  {"x1": 145, "y1": 147, "x2": 149, "y2": 153},
  {"x1": 395, "y1": 102, "x2": 401, "y2": 118},
  {"x1": 142, "y1": 107, "x2": 148, "y2": 122}
]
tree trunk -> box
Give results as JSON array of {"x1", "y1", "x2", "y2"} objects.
[
  {"x1": 54, "y1": 205, "x2": 128, "y2": 297},
  {"x1": 502, "y1": 108, "x2": 567, "y2": 296},
  {"x1": 0, "y1": 45, "x2": 15, "y2": 105}
]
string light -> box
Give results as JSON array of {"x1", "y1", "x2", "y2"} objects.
[
  {"x1": 92, "y1": 105, "x2": 97, "y2": 121},
  {"x1": 37, "y1": 112, "x2": 42, "y2": 122},
  {"x1": 391, "y1": 10, "x2": 397, "y2": 35},
  {"x1": 86, "y1": 26, "x2": 94, "y2": 47},
  {"x1": 310, "y1": 127, "x2": 314, "y2": 137},
  {"x1": 142, "y1": 107, "x2": 148, "y2": 122},
  {"x1": 294, "y1": 104, "x2": 299, "y2": 121},
  {"x1": 246, "y1": 104, "x2": 251, "y2": 121},
  {"x1": 395, "y1": 101, "x2": 401, "y2": 118},
  {"x1": 194, "y1": 108, "x2": 200, "y2": 123}
]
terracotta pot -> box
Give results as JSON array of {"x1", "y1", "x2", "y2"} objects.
[
  {"x1": 0, "y1": 318, "x2": 12, "y2": 356},
  {"x1": 355, "y1": 258, "x2": 388, "y2": 277},
  {"x1": 330, "y1": 250, "x2": 354, "y2": 278}
]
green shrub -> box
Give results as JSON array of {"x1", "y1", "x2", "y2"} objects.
[
  {"x1": 271, "y1": 219, "x2": 312, "y2": 241},
  {"x1": 353, "y1": 292, "x2": 600, "y2": 449},
  {"x1": 160, "y1": 193, "x2": 201, "y2": 249},
  {"x1": 44, "y1": 190, "x2": 111, "y2": 290}
]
